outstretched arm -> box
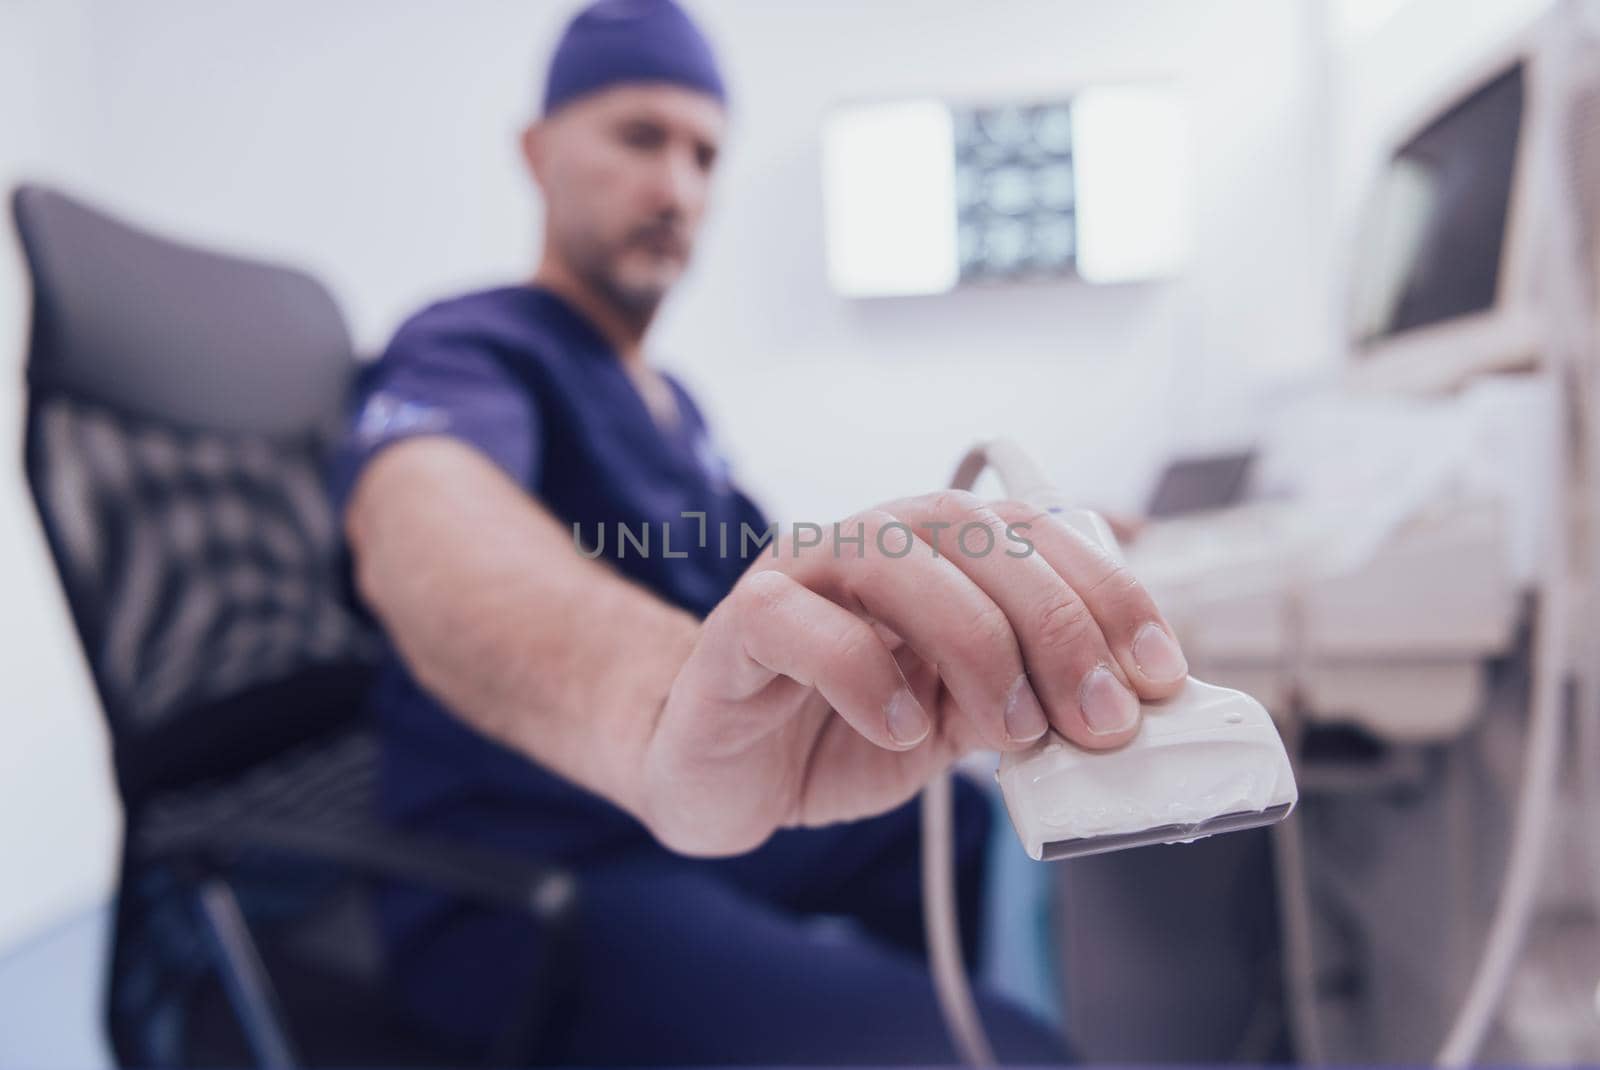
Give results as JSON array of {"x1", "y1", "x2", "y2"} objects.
[
  {"x1": 345, "y1": 435, "x2": 1190, "y2": 856},
  {"x1": 346, "y1": 436, "x2": 697, "y2": 816}
]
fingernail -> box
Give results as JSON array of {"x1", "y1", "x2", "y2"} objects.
[
  {"x1": 1004, "y1": 675, "x2": 1049, "y2": 743},
  {"x1": 1080, "y1": 665, "x2": 1139, "y2": 736},
  {"x1": 886, "y1": 689, "x2": 930, "y2": 747},
  {"x1": 1133, "y1": 623, "x2": 1188, "y2": 683}
]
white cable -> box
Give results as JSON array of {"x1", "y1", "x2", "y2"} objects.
[
  {"x1": 1562, "y1": 10, "x2": 1600, "y2": 1035},
  {"x1": 1583, "y1": 399, "x2": 1600, "y2": 987},
  {"x1": 1580, "y1": 676, "x2": 1600, "y2": 951},
  {"x1": 1434, "y1": 559, "x2": 1567, "y2": 1066},
  {"x1": 921, "y1": 443, "x2": 1001, "y2": 1068},
  {"x1": 1271, "y1": 799, "x2": 1326, "y2": 1064},
  {"x1": 922, "y1": 772, "x2": 997, "y2": 1067},
  {"x1": 923, "y1": 439, "x2": 1113, "y2": 1065}
]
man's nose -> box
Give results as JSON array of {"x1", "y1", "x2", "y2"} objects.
[{"x1": 648, "y1": 148, "x2": 703, "y2": 215}]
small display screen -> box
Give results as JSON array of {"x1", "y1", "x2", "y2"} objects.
[{"x1": 1146, "y1": 452, "x2": 1257, "y2": 518}]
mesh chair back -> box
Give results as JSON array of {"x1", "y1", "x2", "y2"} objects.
[{"x1": 13, "y1": 184, "x2": 376, "y2": 808}]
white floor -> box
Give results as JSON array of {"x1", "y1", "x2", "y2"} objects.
[{"x1": 0, "y1": 906, "x2": 112, "y2": 1070}]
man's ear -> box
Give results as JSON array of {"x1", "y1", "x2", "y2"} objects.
[{"x1": 520, "y1": 120, "x2": 549, "y2": 187}]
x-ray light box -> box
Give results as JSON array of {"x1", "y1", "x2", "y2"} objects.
[{"x1": 821, "y1": 87, "x2": 1191, "y2": 297}]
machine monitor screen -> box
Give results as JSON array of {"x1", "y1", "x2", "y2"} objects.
[
  {"x1": 1350, "y1": 64, "x2": 1525, "y2": 347},
  {"x1": 1145, "y1": 451, "x2": 1257, "y2": 518}
]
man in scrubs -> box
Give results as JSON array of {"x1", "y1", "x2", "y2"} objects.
[{"x1": 331, "y1": 0, "x2": 1192, "y2": 1061}]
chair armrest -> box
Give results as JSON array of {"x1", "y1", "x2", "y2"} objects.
[{"x1": 141, "y1": 816, "x2": 577, "y2": 923}]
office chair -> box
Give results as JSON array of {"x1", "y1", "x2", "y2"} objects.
[{"x1": 11, "y1": 184, "x2": 576, "y2": 1068}]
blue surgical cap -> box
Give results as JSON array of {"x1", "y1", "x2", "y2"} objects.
[{"x1": 542, "y1": 0, "x2": 726, "y2": 115}]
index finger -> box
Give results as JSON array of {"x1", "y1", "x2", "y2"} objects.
[{"x1": 990, "y1": 499, "x2": 1188, "y2": 700}]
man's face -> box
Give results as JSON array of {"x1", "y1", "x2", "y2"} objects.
[{"x1": 526, "y1": 84, "x2": 725, "y2": 322}]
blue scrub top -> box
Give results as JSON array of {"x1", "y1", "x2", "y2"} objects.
[{"x1": 329, "y1": 285, "x2": 769, "y2": 859}]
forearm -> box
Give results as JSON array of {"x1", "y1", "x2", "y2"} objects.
[{"x1": 345, "y1": 437, "x2": 699, "y2": 821}]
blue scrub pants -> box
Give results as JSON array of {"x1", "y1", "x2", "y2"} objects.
[{"x1": 387, "y1": 778, "x2": 1069, "y2": 1064}]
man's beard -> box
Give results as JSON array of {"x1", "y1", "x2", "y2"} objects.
[
  {"x1": 566, "y1": 225, "x2": 682, "y2": 332},
  {"x1": 588, "y1": 263, "x2": 665, "y2": 331}
]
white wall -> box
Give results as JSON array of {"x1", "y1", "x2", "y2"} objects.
[
  {"x1": 660, "y1": 0, "x2": 1332, "y2": 521},
  {"x1": 0, "y1": 0, "x2": 122, "y2": 955},
  {"x1": 54, "y1": 0, "x2": 1335, "y2": 511},
  {"x1": 1331, "y1": 0, "x2": 1555, "y2": 174},
  {"x1": 0, "y1": 0, "x2": 1332, "y2": 948}
]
